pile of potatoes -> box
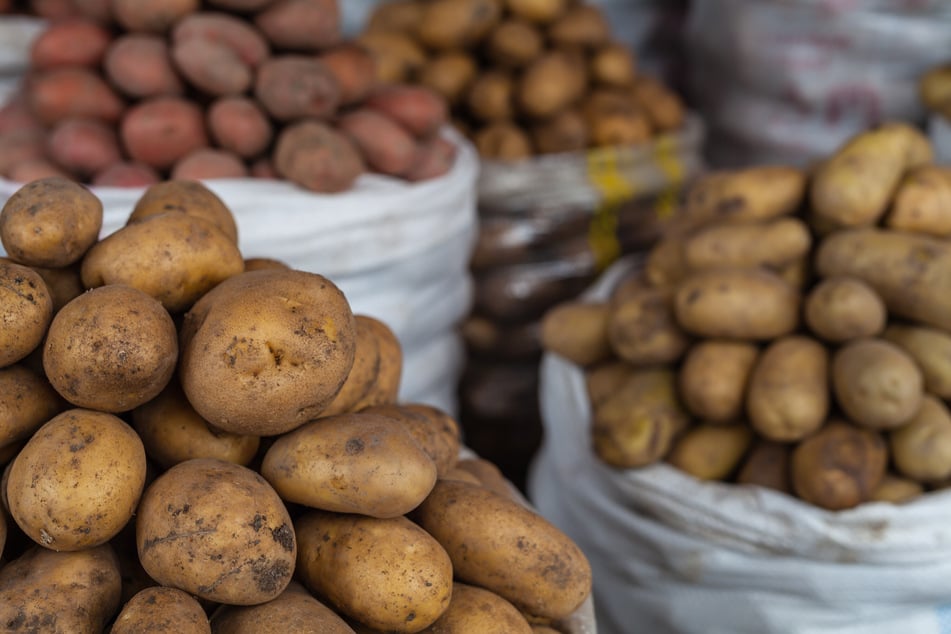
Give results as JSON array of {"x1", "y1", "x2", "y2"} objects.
[
  {"x1": 361, "y1": 0, "x2": 686, "y2": 161},
  {"x1": 0, "y1": 0, "x2": 457, "y2": 192},
  {"x1": 542, "y1": 121, "x2": 951, "y2": 511},
  {"x1": 0, "y1": 176, "x2": 592, "y2": 633}
]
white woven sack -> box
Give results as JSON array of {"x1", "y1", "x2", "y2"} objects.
[
  {"x1": 0, "y1": 16, "x2": 44, "y2": 106},
  {"x1": 930, "y1": 113, "x2": 951, "y2": 166},
  {"x1": 529, "y1": 256, "x2": 951, "y2": 634}
]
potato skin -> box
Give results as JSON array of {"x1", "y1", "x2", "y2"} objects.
[
  {"x1": 261, "y1": 412, "x2": 437, "y2": 518},
  {"x1": 273, "y1": 120, "x2": 366, "y2": 194},
  {"x1": 320, "y1": 314, "x2": 384, "y2": 417},
  {"x1": 805, "y1": 276, "x2": 886, "y2": 343},
  {"x1": 608, "y1": 287, "x2": 689, "y2": 366},
  {"x1": 673, "y1": 269, "x2": 800, "y2": 340},
  {"x1": 137, "y1": 458, "x2": 296, "y2": 605},
  {"x1": 0, "y1": 545, "x2": 122, "y2": 634},
  {"x1": 349, "y1": 315, "x2": 402, "y2": 411},
  {"x1": 678, "y1": 341, "x2": 758, "y2": 424},
  {"x1": 746, "y1": 336, "x2": 829, "y2": 442},
  {"x1": 540, "y1": 302, "x2": 612, "y2": 367},
  {"x1": 295, "y1": 511, "x2": 453, "y2": 633},
  {"x1": 870, "y1": 474, "x2": 924, "y2": 504},
  {"x1": 419, "y1": 582, "x2": 533, "y2": 633},
  {"x1": 886, "y1": 165, "x2": 951, "y2": 237},
  {"x1": 0, "y1": 262, "x2": 53, "y2": 368},
  {"x1": 832, "y1": 339, "x2": 924, "y2": 430},
  {"x1": 667, "y1": 423, "x2": 752, "y2": 481},
  {"x1": 736, "y1": 440, "x2": 791, "y2": 493},
  {"x1": 255, "y1": 56, "x2": 340, "y2": 121},
  {"x1": 112, "y1": 587, "x2": 211, "y2": 634},
  {"x1": 412, "y1": 480, "x2": 592, "y2": 621},
  {"x1": 417, "y1": 0, "x2": 501, "y2": 50},
  {"x1": 518, "y1": 50, "x2": 588, "y2": 119},
  {"x1": 120, "y1": 96, "x2": 209, "y2": 170},
  {"x1": 684, "y1": 166, "x2": 806, "y2": 224},
  {"x1": 179, "y1": 269, "x2": 357, "y2": 436},
  {"x1": 0, "y1": 364, "x2": 64, "y2": 450},
  {"x1": 361, "y1": 403, "x2": 461, "y2": 478},
  {"x1": 682, "y1": 217, "x2": 812, "y2": 272},
  {"x1": 104, "y1": 34, "x2": 185, "y2": 99},
  {"x1": 128, "y1": 179, "x2": 239, "y2": 244},
  {"x1": 210, "y1": 581, "x2": 355, "y2": 634},
  {"x1": 890, "y1": 395, "x2": 951, "y2": 483},
  {"x1": 882, "y1": 324, "x2": 951, "y2": 399}
]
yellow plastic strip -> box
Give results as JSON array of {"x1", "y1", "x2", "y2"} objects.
[
  {"x1": 586, "y1": 148, "x2": 634, "y2": 271},
  {"x1": 652, "y1": 134, "x2": 687, "y2": 221}
]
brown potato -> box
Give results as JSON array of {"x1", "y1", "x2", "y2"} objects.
[
  {"x1": 746, "y1": 336, "x2": 829, "y2": 442},
  {"x1": 921, "y1": 63, "x2": 951, "y2": 112},
  {"x1": 0, "y1": 364, "x2": 64, "y2": 450},
  {"x1": 531, "y1": 108, "x2": 589, "y2": 154},
  {"x1": 684, "y1": 167, "x2": 806, "y2": 225},
  {"x1": 682, "y1": 217, "x2": 812, "y2": 273},
  {"x1": 736, "y1": 440, "x2": 791, "y2": 493},
  {"x1": 586, "y1": 361, "x2": 635, "y2": 410},
  {"x1": 244, "y1": 257, "x2": 290, "y2": 272},
  {"x1": 43, "y1": 285, "x2": 178, "y2": 412},
  {"x1": 548, "y1": 5, "x2": 609, "y2": 48},
  {"x1": 360, "y1": 403, "x2": 461, "y2": 478},
  {"x1": 584, "y1": 91, "x2": 651, "y2": 147},
  {"x1": 883, "y1": 324, "x2": 951, "y2": 399},
  {"x1": 8, "y1": 409, "x2": 146, "y2": 551},
  {"x1": 869, "y1": 474, "x2": 924, "y2": 504},
  {"x1": 296, "y1": 511, "x2": 453, "y2": 633},
  {"x1": 348, "y1": 316, "x2": 402, "y2": 411},
  {"x1": 467, "y1": 71, "x2": 515, "y2": 122},
  {"x1": 474, "y1": 122, "x2": 534, "y2": 161},
  {"x1": 629, "y1": 76, "x2": 686, "y2": 133},
  {"x1": 273, "y1": 120, "x2": 366, "y2": 194},
  {"x1": 0, "y1": 177, "x2": 103, "y2": 268},
  {"x1": 455, "y1": 457, "x2": 514, "y2": 500},
  {"x1": 505, "y1": 0, "x2": 566, "y2": 23},
  {"x1": 486, "y1": 18, "x2": 544, "y2": 68},
  {"x1": 254, "y1": 56, "x2": 340, "y2": 121},
  {"x1": 419, "y1": 582, "x2": 533, "y2": 633},
  {"x1": 137, "y1": 459, "x2": 296, "y2": 605},
  {"x1": 262, "y1": 412, "x2": 436, "y2": 518},
  {"x1": 832, "y1": 339, "x2": 924, "y2": 430},
  {"x1": 417, "y1": 0, "x2": 502, "y2": 50},
  {"x1": 179, "y1": 269, "x2": 357, "y2": 436},
  {"x1": 128, "y1": 180, "x2": 238, "y2": 243},
  {"x1": 540, "y1": 301, "x2": 612, "y2": 367},
  {"x1": 591, "y1": 44, "x2": 636, "y2": 88},
  {"x1": 132, "y1": 381, "x2": 259, "y2": 469},
  {"x1": 678, "y1": 341, "x2": 759, "y2": 425},
  {"x1": 0, "y1": 262, "x2": 52, "y2": 368},
  {"x1": 413, "y1": 479, "x2": 592, "y2": 621},
  {"x1": 0, "y1": 545, "x2": 121, "y2": 634},
  {"x1": 886, "y1": 165, "x2": 951, "y2": 237},
  {"x1": 673, "y1": 269, "x2": 801, "y2": 340},
  {"x1": 645, "y1": 235, "x2": 688, "y2": 289},
  {"x1": 443, "y1": 467, "x2": 483, "y2": 486},
  {"x1": 791, "y1": 421, "x2": 887, "y2": 510},
  {"x1": 593, "y1": 368, "x2": 689, "y2": 468},
  {"x1": 667, "y1": 423, "x2": 753, "y2": 481},
  {"x1": 366, "y1": 0, "x2": 423, "y2": 33},
  {"x1": 319, "y1": 315, "x2": 384, "y2": 417},
  {"x1": 254, "y1": 0, "x2": 340, "y2": 51},
  {"x1": 890, "y1": 395, "x2": 951, "y2": 483},
  {"x1": 112, "y1": 587, "x2": 211, "y2": 634},
  {"x1": 28, "y1": 263, "x2": 84, "y2": 314},
  {"x1": 804, "y1": 276, "x2": 887, "y2": 343},
  {"x1": 518, "y1": 50, "x2": 588, "y2": 119},
  {"x1": 418, "y1": 52, "x2": 479, "y2": 105},
  {"x1": 210, "y1": 581, "x2": 355, "y2": 633},
  {"x1": 608, "y1": 286, "x2": 689, "y2": 365},
  {"x1": 357, "y1": 31, "x2": 426, "y2": 84}
]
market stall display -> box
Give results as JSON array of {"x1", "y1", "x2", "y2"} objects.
[{"x1": 0, "y1": 177, "x2": 596, "y2": 634}]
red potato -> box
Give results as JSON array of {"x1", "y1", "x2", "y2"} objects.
[
  {"x1": 28, "y1": 68, "x2": 125, "y2": 126},
  {"x1": 365, "y1": 85, "x2": 448, "y2": 139},
  {"x1": 254, "y1": 56, "x2": 341, "y2": 121},
  {"x1": 30, "y1": 0, "x2": 80, "y2": 19},
  {"x1": 255, "y1": 0, "x2": 341, "y2": 51},
  {"x1": 171, "y1": 148, "x2": 249, "y2": 180},
  {"x1": 337, "y1": 109, "x2": 419, "y2": 177},
  {"x1": 249, "y1": 157, "x2": 277, "y2": 179},
  {"x1": 72, "y1": 0, "x2": 113, "y2": 23},
  {"x1": 7, "y1": 160, "x2": 70, "y2": 183},
  {"x1": 0, "y1": 97, "x2": 41, "y2": 136},
  {"x1": 104, "y1": 35, "x2": 184, "y2": 99},
  {"x1": 406, "y1": 135, "x2": 456, "y2": 182},
  {"x1": 318, "y1": 44, "x2": 378, "y2": 106},
  {"x1": 112, "y1": 0, "x2": 199, "y2": 33},
  {"x1": 206, "y1": 0, "x2": 278, "y2": 11},
  {"x1": 46, "y1": 118, "x2": 122, "y2": 178},
  {"x1": 92, "y1": 162, "x2": 161, "y2": 187},
  {"x1": 0, "y1": 131, "x2": 46, "y2": 178},
  {"x1": 172, "y1": 12, "x2": 271, "y2": 68},
  {"x1": 120, "y1": 97, "x2": 209, "y2": 169},
  {"x1": 207, "y1": 97, "x2": 273, "y2": 159},
  {"x1": 273, "y1": 120, "x2": 365, "y2": 193},
  {"x1": 171, "y1": 37, "x2": 253, "y2": 97},
  {"x1": 30, "y1": 18, "x2": 112, "y2": 70}
]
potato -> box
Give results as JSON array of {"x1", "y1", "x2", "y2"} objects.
[
  {"x1": 810, "y1": 122, "x2": 932, "y2": 228},
  {"x1": 255, "y1": 0, "x2": 341, "y2": 51},
  {"x1": 172, "y1": 11, "x2": 271, "y2": 68},
  {"x1": 360, "y1": 403, "x2": 461, "y2": 478},
  {"x1": 261, "y1": 412, "x2": 437, "y2": 518},
  {"x1": 486, "y1": 19, "x2": 544, "y2": 68},
  {"x1": 365, "y1": 85, "x2": 449, "y2": 139},
  {"x1": 455, "y1": 457, "x2": 513, "y2": 500},
  {"x1": 43, "y1": 285, "x2": 178, "y2": 411},
  {"x1": 171, "y1": 148, "x2": 250, "y2": 180},
  {"x1": 0, "y1": 176, "x2": 103, "y2": 268},
  {"x1": 113, "y1": 0, "x2": 198, "y2": 33},
  {"x1": 0, "y1": 545, "x2": 121, "y2": 634},
  {"x1": 682, "y1": 217, "x2": 812, "y2": 273},
  {"x1": 804, "y1": 276, "x2": 887, "y2": 343},
  {"x1": 357, "y1": 32, "x2": 426, "y2": 84},
  {"x1": 320, "y1": 315, "x2": 385, "y2": 416},
  {"x1": 505, "y1": 0, "x2": 565, "y2": 23},
  {"x1": 179, "y1": 269, "x2": 356, "y2": 436},
  {"x1": 92, "y1": 162, "x2": 162, "y2": 188},
  {"x1": 419, "y1": 582, "x2": 533, "y2": 633},
  {"x1": 673, "y1": 269, "x2": 800, "y2": 340},
  {"x1": 319, "y1": 44, "x2": 378, "y2": 106},
  {"x1": 883, "y1": 324, "x2": 951, "y2": 399},
  {"x1": 869, "y1": 474, "x2": 924, "y2": 504},
  {"x1": 128, "y1": 179, "x2": 238, "y2": 243},
  {"x1": 30, "y1": 17, "x2": 111, "y2": 70},
  {"x1": 585, "y1": 361, "x2": 634, "y2": 410},
  {"x1": 0, "y1": 364, "x2": 64, "y2": 450},
  {"x1": 791, "y1": 420, "x2": 887, "y2": 511},
  {"x1": 532, "y1": 108, "x2": 588, "y2": 154},
  {"x1": 111, "y1": 586, "x2": 211, "y2": 634},
  {"x1": 593, "y1": 368, "x2": 689, "y2": 468},
  {"x1": 518, "y1": 50, "x2": 588, "y2": 119},
  {"x1": 548, "y1": 5, "x2": 609, "y2": 48},
  {"x1": 736, "y1": 440, "x2": 791, "y2": 493},
  {"x1": 591, "y1": 44, "x2": 636, "y2": 88},
  {"x1": 273, "y1": 120, "x2": 366, "y2": 193},
  {"x1": 884, "y1": 165, "x2": 951, "y2": 237},
  {"x1": 0, "y1": 130, "x2": 45, "y2": 180},
  {"x1": 608, "y1": 286, "x2": 689, "y2": 365},
  {"x1": 81, "y1": 212, "x2": 244, "y2": 313},
  {"x1": 0, "y1": 262, "x2": 53, "y2": 368},
  {"x1": 47, "y1": 117, "x2": 122, "y2": 178},
  {"x1": 6, "y1": 160, "x2": 69, "y2": 183},
  {"x1": 338, "y1": 109, "x2": 420, "y2": 177},
  {"x1": 418, "y1": 52, "x2": 479, "y2": 105},
  {"x1": 367, "y1": 0, "x2": 423, "y2": 33},
  {"x1": 475, "y1": 122, "x2": 533, "y2": 161},
  {"x1": 296, "y1": 511, "x2": 453, "y2": 633},
  {"x1": 444, "y1": 467, "x2": 485, "y2": 486},
  {"x1": 413, "y1": 479, "x2": 592, "y2": 621},
  {"x1": 630, "y1": 76, "x2": 686, "y2": 133},
  {"x1": 417, "y1": 0, "x2": 502, "y2": 50},
  {"x1": 815, "y1": 228, "x2": 951, "y2": 332},
  {"x1": 348, "y1": 316, "x2": 403, "y2": 410},
  {"x1": 206, "y1": 0, "x2": 277, "y2": 10},
  {"x1": 8, "y1": 409, "x2": 146, "y2": 551},
  {"x1": 132, "y1": 381, "x2": 259, "y2": 469},
  {"x1": 210, "y1": 581, "x2": 355, "y2": 633},
  {"x1": 679, "y1": 341, "x2": 758, "y2": 424},
  {"x1": 28, "y1": 67, "x2": 126, "y2": 126},
  {"x1": 120, "y1": 96, "x2": 209, "y2": 169},
  {"x1": 540, "y1": 301, "x2": 612, "y2": 367},
  {"x1": 467, "y1": 71, "x2": 515, "y2": 122},
  {"x1": 72, "y1": 0, "x2": 113, "y2": 23},
  {"x1": 408, "y1": 135, "x2": 457, "y2": 182},
  {"x1": 684, "y1": 166, "x2": 806, "y2": 224},
  {"x1": 667, "y1": 423, "x2": 753, "y2": 481},
  {"x1": 244, "y1": 257, "x2": 289, "y2": 271},
  {"x1": 889, "y1": 395, "x2": 951, "y2": 483},
  {"x1": 832, "y1": 339, "x2": 924, "y2": 430},
  {"x1": 172, "y1": 37, "x2": 252, "y2": 97},
  {"x1": 746, "y1": 336, "x2": 829, "y2": 442},
  {"x1": 255, "y1": 56, "x2": 340, "y2": 121},
  {"x1": 921, "y1": 63, "x2": 951, "y2": 112},
  {"x1": 645, "y1": 235, "x2": 689, "y2": 289}
]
